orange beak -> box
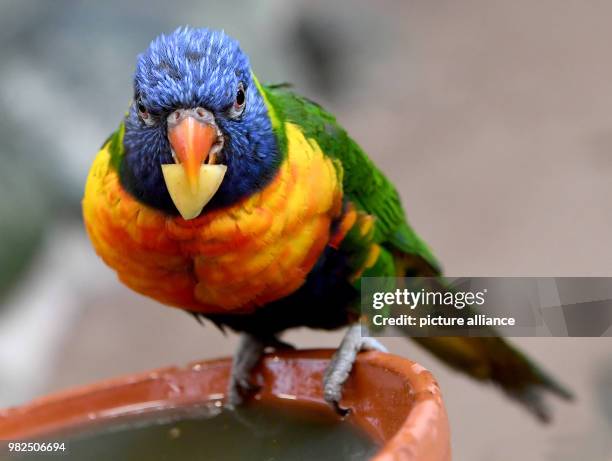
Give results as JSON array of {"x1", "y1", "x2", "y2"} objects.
[{"x1": 167, "y1": 116, "x2": 217, "y2": 194}]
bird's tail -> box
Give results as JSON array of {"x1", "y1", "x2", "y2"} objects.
[
  {"x1": 410, "y1": 335, "x2": 573, "y2": 422},
  {"x1": 391, "y1": 255, "x2": 573, "y2": 422}
]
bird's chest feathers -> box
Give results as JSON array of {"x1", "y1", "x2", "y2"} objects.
[{"x1": 84, "y1": 123, "x2": 343, "y2": 313}]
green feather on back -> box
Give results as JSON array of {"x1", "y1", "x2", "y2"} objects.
[{"x1": 261, "y1": 83, "x2": 441, "y2": 275}]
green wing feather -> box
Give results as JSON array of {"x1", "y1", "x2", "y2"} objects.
[
  {"x1": 261, "y1": 84, "x2": 440, "y2": 273},
  {"x1": 262, "y1": 83, "x2": 572, "y2": 421}
]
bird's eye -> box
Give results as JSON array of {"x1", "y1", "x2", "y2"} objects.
[
  {"x1": 136, "y1": 100, "x2": 155, "y2": 126},
  {"x1": 236, "y1": 87, "x2": 245, "y2": 106},
  {"x1": 228, "y1": 83, "x2": 246, "y2": 119}
]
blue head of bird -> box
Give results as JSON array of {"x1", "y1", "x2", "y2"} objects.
[{"x1": 121, "y1": 27, "x2": 280, "y2": 219}]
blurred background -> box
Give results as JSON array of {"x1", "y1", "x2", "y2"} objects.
[{"x1": 0, "y1": 0, "x2": 611, "y2": 459}]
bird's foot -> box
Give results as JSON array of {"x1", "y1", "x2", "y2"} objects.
[
  {"x1": 227, "y1": 333, "x2": 266, "y2": 408},
  {"x1": 227, "y1": 333, "x2": 293, "y2": 408},
  {"x1": 323, "y1": 324, "x2": 387, "y2": 416}
]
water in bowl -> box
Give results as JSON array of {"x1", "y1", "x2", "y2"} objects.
[{"x1": 5, "y1": 404, "x2": 379, "y2": 461}]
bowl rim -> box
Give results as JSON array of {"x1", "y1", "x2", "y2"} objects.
[{"x1": 0, "y1": 349, "x2": 451, "y2": 461}]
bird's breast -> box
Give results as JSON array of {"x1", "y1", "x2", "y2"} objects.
[{"x1": 83, "y1": 123, "x2": 344, "y2": 313}]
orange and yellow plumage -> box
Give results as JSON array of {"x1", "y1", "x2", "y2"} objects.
[{"x1": 83, "y1": 123, "x2": 344, "y2": 313}]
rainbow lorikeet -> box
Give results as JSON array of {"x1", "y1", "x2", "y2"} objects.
[{"x1": 83, "y1": 27, "x2": 571, "y2": 421}]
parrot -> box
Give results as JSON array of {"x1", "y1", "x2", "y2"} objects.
[{"x1": 82, "y1": 27, "x2": 571, "y2": 422}]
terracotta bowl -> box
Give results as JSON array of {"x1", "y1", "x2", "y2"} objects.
[{"x1": 0, "y1": 350, "x2": 451, "y2": 461}]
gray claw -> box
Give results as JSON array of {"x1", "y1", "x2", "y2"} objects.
[
  {"x1": 323, "y1": 324, "x2": 387, "y2": 415},
  {"x1": 227, "y1": 333, "x2": 266, "y2": 408}
]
